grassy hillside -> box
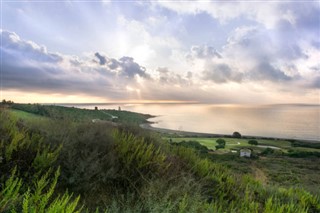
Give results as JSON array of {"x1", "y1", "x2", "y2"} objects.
[
  {"x1": 0, "y1": 104, "x2": 319, "y2": 212},
  {"x1": 167, "y1": 137, "x2": 320, "y2": 195},
  {"x1": 11, "y1": 103, "x2": 152, "y2": 125}
]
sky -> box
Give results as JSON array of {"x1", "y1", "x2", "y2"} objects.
[{"x1": 1, "y1": 0, "x2": 320, "y2": 104}]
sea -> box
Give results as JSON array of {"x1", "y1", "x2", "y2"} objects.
[{"x1": 61, "y1": 103, "x2": 320, "y2": 141}]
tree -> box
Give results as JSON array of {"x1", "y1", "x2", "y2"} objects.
[
  {"x1": 248, "y1": 139, "x2": 258, "y2": 145},
  {"x1": 216, "y1": 138, "x2": 226, "y2": 149},
  {"x1": 215, "y1": 145, "x2": 224, "y2": 150},
  {"x1": 232, "y1": 131, "x2": 241, "y2": 138}
]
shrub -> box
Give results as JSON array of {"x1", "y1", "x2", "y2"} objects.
[
  {"x1": 0, "y1": 111, "x2": 61, "y2": 183},
  {"x1": 215, "y1": 139, "x2": 226, "y2": 150},
  {"x1": 0, "y1": 167, "x2": 82, "y2": 212},
  {"x1": 215, "y1": 144, "x2": 225, "y2": 150},
  {"x1": 174, "y1": 140, "x2": 208, "y2": 153},
  {"x1": 261, "y1": 148, "x2": 274, "y2": 155},
  {"x1": 216, "y1": 139, "x2": 226, "y2": 146},
  {"x1": 248, "y1": 140, "x2": 258, "y2": 145}
]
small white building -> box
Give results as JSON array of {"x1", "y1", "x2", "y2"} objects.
[{"x1": 240, "y1": 148, "x2": 252, "y2": 157}]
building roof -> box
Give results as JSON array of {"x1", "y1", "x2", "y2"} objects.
[{"x1": 240, "y1": 148, "x2": 252, "y2": 153}]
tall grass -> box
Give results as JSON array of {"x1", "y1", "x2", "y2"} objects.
[{"x1": 1, "y1": 108, "x2": 319, "y2": 212}]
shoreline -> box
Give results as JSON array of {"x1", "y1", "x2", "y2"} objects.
[{"x1": 140, "y1": 123, "x2": 320, "y2": 143}]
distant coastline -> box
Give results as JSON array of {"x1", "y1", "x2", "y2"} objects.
[{"x1": 56, "y1": 103, "x2": 320, "y2": 142}]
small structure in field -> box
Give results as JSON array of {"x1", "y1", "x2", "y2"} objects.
[
  {"x1": 240, "y1": 148, "x2": 252, "y2": 157},
  {"x1": 95, "y1": 106, "x2": 98, "y2": 110},
  {"x1": 118, "y1": 106, "x2": 121, "y2": 111}
]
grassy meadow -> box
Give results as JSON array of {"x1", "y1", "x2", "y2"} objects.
[{"x1": 0, "y1": 102, "x2": 319, "y2": 212}]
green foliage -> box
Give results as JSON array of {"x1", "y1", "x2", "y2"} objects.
[
  {"x1": 0, "y1": 167, "x2": 22, "y2": 211},
  {"x1": 171, "y1": 140, "x2": 209, "y2": 153},
  {"x1": 215, "y1": 144, "x2": 225, "y2": 150},
  {"x1": 287, "y1": 150, "x2": 320, "y2": 158},
  {"x1": 0, "y1": 167, "x2": 82, "y2": 212},
  {"x1": 232, "y1": 131, "x2": 242, "y2": 138},
  {"x1": 216, "y1": 138, "x2": 226, "y2": 146},
  {"x1": 248, "y1": 139, "x2": 258, "y2": 145},
  {"x1": 0, "y1": 111, "x2": 61, "y2": 183},
  {"x1": 113, "y1": 129, "x2": 168, "y2": 177},
  {"x1": 216, "y1": 138, "x2": 226, "y2": 149},
  {"x1": 261, "y1": 148, "x2": 275, "y2": 155},
  {"x1": 291, "y1": 141, "x2": 320, "y2": 149},
  {"x1": 1, "y1": 106, "x2": 320, "y2": 212},
  {"x1": 55, "y1": 122, "x2": 116, "y2": 208}
]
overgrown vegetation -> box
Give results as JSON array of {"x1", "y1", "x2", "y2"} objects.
[{"x1": 1, "y1": 105, "x2": 320, "y2": 212}]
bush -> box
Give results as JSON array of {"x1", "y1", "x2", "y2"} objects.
[
  {"x1": 261, "y1": 148, "x2": 274, "y2": 155},
  {"x1": 216, "y1": 138, "x2": 226, "y2": 146},
  {"x1": 174, "y1": 140, "x2": 209, "y2": 153},
  {"x1": 0, "y1": 167, "x2": 81, "y2": 212},
  {"x1": 287, "y1": 151, "x2": 320, "y2": 158},
  {"x1": 248, "y1": 140, "x2": 258, "y2": 145},
  {"x1": 215, "y1": 144, "x2": 225, "y2": 150}
]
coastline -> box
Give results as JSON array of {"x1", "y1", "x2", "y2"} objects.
[{"x1": 140, "y1": 123, "x2": 320, "y2": 143}]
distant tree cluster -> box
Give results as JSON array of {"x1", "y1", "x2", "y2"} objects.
[
  {"x1": 1, "y1": 99, "x2": 14, "y2": 105},
  {"x1": 232, "y1": 132, "x2": 241, "y2": 138}
]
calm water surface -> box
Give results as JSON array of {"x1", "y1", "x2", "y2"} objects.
[{"x1": 64, "y1": 104, "x2": 320, "y2": 141}]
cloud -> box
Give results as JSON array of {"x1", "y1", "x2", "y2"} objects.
[
  {"x1": 249, "y1": 62, "x2": 292, "y2": 82},
  {"x1": 186, "y1": 45, "x2": 221, "y2": 61},
  {"x1": 93, "y1": 52, "x2": 150, "y2": 79},
  {"x1": 157, "y1": 1, "x2": 319, "y2": 86},
  {"x1": 1, "y1": 30, "x2": 63, "y2": 63},
  {"x1": 156, "y1": 67, "x2": 192, "y2": 85},
  {"x1": 203, "y1": 63, "x2": 243, "y2": 83},
  {"x1": 94, "y1": 52, "x2": 107, "y2": 65},
  {"x1": 0, "y1": 30, "x2": 150, "y2": 100},
  {"x1": 118, "y1": 56, "x2": 150, "y2": 79},
  {"x1": 1, "y1": 29, "x2": 319, "y2": 104},
  {"x1": 311, "y1": 77, "x2": 320, "y2": 89},
  {"x1": 155, "y1": 1, "x2": 319, "y2": 30}
]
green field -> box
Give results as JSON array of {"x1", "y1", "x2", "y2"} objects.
[
  {"x1": 9, "y1": 109, "x2": 49, "y2": 121},
  {"x1": 166, "y1": 137, "x2": 294, "y2": 152}
]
